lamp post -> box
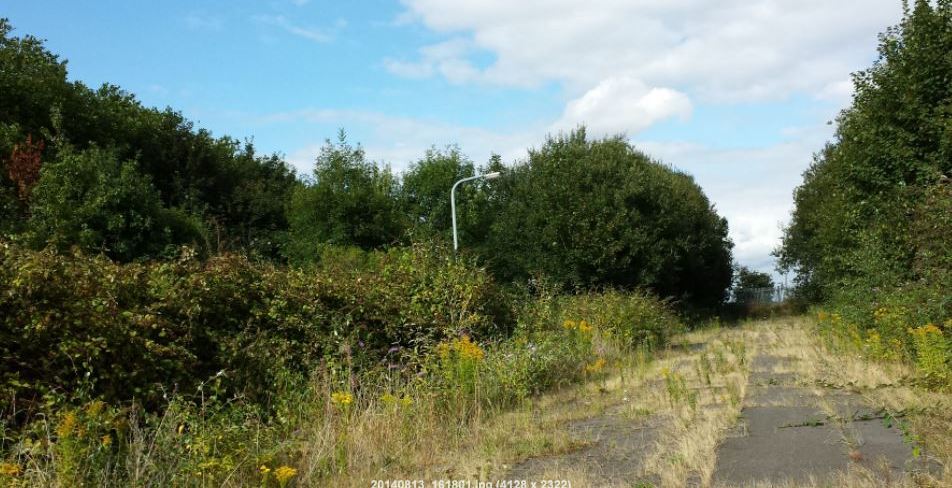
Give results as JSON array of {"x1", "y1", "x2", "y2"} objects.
[{"x1": 451, "y1": 172, "x2": 501, "y2": 253}]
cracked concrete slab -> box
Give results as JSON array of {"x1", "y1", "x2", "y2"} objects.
[
  {"x1": 507, "y1": 414, "x2": 661, "y2": 484},
  {"x1": 713, "y1": 354, "x2": 932, "y2": 486}
]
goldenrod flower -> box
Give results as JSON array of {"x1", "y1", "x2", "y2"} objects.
[
  {"x1": 86, "y1": 401, "x2": 104, "y2": 416},
  {"x1": 101, "y1": 434, "x2": 112, "y2": 447},
  {"x1": 400, "y1": 396, "x2": 413, "y2": 408},
  {"x1": 56, "y1": 412, "x2": 77, "y2": 438},
  {"x1": 578, "y1": 320, "x2": 593, "y2": 333},
  {"x1": 455, "y1": 335, "x2": 485, "y2": 361},
  {"x1": 563, "y1": 320, "x2": 577, "y2": 330},
  {"x1": 330, "y1": 391, "x2": 353, "y2": 408},
  {"x1": 910, "y1": 323, "x2": 943, "y2": 338},
  {"x1": 437, "y1": 335, "x2": 485, "y2": 362},
  {"x1": 275, "y1": 465, "x2": 297, "y2": 485},
  {"x1": 381, "y1": 393, "x2": 397, "y2": 406},
  {"x1": 585, "y1": 357, "x2": 606, "y2": 374},
  {"x1": 0, "y1": 462, "x2": 21, "y2": 476}
]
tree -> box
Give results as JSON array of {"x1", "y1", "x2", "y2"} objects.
[
  {"x1": 487, "y1": 129, "x2": 733, "y2": 308},
  {"x1": 286, "y1": 131, "x2": 404, "y2": 262},
  {"x1": 779, "y1": 1, "x2": 952, "y2": 299},
  {"x1": 400, "y1": 146, "x2": 475, "y2": 234},
  {"x1": 733, "y1": 266, "x2": 775, "y2": 304},
  {"x1": 27, "y1": 147, "x2": 206, "y2": 261}
]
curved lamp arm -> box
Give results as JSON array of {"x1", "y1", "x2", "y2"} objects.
[{"x1": 451, "y1": 172, "x2": 501, "y2": 253}]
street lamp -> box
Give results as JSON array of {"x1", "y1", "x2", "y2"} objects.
[{"x1": 451, "y1": 172, "x2": 501, "y2": 253}]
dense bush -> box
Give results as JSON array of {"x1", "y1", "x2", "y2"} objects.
[
  {"x1": 0, "y1": 238, "x2": 688, "y2": 486},
  {"x1": 551, "y1": 290, "x2": 682, "y2": 349},
  {"x1": 25, "y1": 147, "x2": 207, "y2": 261},
  {"x1": 0, "y1": 241, "x2": 510, "y2": 415}
]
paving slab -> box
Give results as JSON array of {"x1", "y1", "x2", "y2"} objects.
[
  {"x1": 714, "y1": 353, "x2": 931, "y2": 486},
  {"x1": 745, "y1": 386, "x2": 816, "y2": 407},
  {"x1": 748, "y1": 371, "x2": 800, "y2": 386},
  {"x1": 506, "y1": 414, "x2": 661, "y2": 485},
  {"x1": 750, "y1": 355, "x2": 799, "y2": 371},
  {"x1": 714, "y1": 406, "x2": 847, "y2": 485}
]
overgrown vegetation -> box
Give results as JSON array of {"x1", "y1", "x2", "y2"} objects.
[
  {"x1": 779, "y1": 1, "x2": 951, "y2": 388},
  {"x1": 0, "y1": 240, "x2": 683, "y2": 485}
]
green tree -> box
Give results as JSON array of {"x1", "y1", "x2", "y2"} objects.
[
  {"x1": 398, "y1": 146, "x2": 505, "y2": 250},
  {"x1": 487, "y1": 129, "x2": 733, "y2": 308},
  {"x1": 27, "y1": 147, "x2": 206, "y2": 261},
  {"x1": 733, "y1": 266, "x2": 775, "y2": 303},
  {"x1": 286, "y1": 131, "x2": 404, "y2": 262},
  {"x1": 400, "y1": 146, "x2": 476, "y2": 234},
  {"x1": 0, "y1": 18, "x2": 69, "y2": 147},
  {"x1": 779, "y1": 1, "x2": 952, "y2": 299}
]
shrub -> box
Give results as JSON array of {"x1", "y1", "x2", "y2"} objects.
[
  {"x1": 553, "y1": 290, "x2": 683, "y2": 349},
  {"x1": 26, "y1": 146, "x2": 207, "y2": 261},
  {"x1": 0, "y1": 241, "x2": 510, "y2": 419}
]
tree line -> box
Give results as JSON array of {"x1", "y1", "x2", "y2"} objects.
[
  {"x1": 0, "y1": 18, "x2": 734, "y2": 309},
  {"x1": 779, "y1": 1, "x2": 951, "y2": 300}
]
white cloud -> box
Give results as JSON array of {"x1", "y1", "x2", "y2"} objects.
[
  {"x1": 394, "y1": 0, "x2": 899, "y2": 102},
  {"x1": 553, "y1": 75, "x2": 692, "y2": 137},
  {"x1": 378, "y1": 0, "x2": 901, "y2": 275},
  {"x1": 384, "y1": 38, "x2": 480, "y2": 83}
]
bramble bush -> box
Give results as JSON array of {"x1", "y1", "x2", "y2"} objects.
[{"x1": 0, "y1": 240, "x2": 510, "y2": 418}]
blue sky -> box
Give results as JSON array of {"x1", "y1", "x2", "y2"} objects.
[{"x1": 4, "y1": 0, "x2": 906, "y2": 276}]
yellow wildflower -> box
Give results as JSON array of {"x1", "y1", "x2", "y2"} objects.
[
  {"x1": 56, "y1": 412, "x2": 77, "y2": 438},
  {"x1": 0, "y1": 462, "x2": 21, "y2": 476},
  {"x1": 259, "y1": 464, "x2": 271, "y2": 478},
  {"x1": 381, "y1": 393, "x2": 397, "y2": 406},
  {"x1": 437, "y1": 335, "x2": 485, "y2": 362},
  {"x1": 455, "y1": 335, "x2": 484, "y2": 361},
  {"x1": 101, "y1": 434, "x2": 112, "y2": 447},
  {"x1": 85, "y1": 401, "x2": 104, "y2": 416},
  {"x1": 909, "y1": 323, "x2": 943, "y2": 338},
  {"x1": 400, "y1": 396, "x2": 413, "y2": 408},
  {"x1": 275, "y1": 465, "x2": 297, "y2": 485},
  {"x1": 563, "y1": 320, "x2": 577, "y2": 330},
  {"x1": 660, "y1": 367, "x2": 671, "y2": 378},
  {"x1": 578, "y1": 320, "x2": 593, "y2": 333},
  {"x1": 436, "y1": 342, "x2": 451, "y2": 360},
  {"x1": 331, "y1": 391, "x2": 353, "y2": 408},
  {"x1": 585, "y1": 357, "x2": 606, "y2": 374}
]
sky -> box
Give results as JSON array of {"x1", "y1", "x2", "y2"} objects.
[{"x1": 4, "y1": 0, "x2": 906, "y2": 278}]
